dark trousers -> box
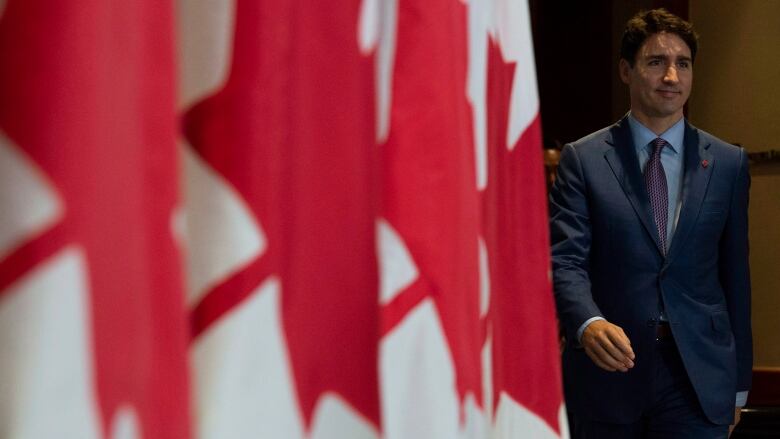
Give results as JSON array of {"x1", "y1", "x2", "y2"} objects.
[{"x1": 569, "y1": 339, "x2": 729, "y2": 439}]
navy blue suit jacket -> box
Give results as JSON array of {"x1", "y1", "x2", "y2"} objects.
[{"x1": 550, "y1": 116, "x2": 752, "y2": 425}]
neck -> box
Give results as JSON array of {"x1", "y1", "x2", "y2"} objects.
[{"x1": 630, "y1": 110, "x2": 683, "y2": 135}]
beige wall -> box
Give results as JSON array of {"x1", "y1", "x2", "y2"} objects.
[{"x1": 689, "y1": 0, "x2": 780, "y2": 367}]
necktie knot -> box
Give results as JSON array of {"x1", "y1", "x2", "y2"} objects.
[{"x1": 651, "y1": 138, "x2": 668, "y2": 155}]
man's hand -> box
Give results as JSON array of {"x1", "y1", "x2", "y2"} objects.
[
  {"x1": 581, "y1": 320, "x2": 635, "y2": 372},
  {"x1": 729, "y1": 407, "x2": 741, "y2": 437}
]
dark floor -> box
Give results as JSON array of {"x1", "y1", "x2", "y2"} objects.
[{"x1": 731, "y1": 407, "x2": 780, "y2": 438}]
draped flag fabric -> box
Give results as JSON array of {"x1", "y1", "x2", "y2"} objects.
[
  {"x1": 376, "y1": 0, "x2": 485, "y2": 437},
  {"x1": 0, "y1": 1, "x2": 191, "y2": 439},
  {"x1": 1, "y1": 0, "x2": 567, "y2": 438},
  {"x1": 479, "y1": 3, "x2": 568, "y2": 437},
  {"x1": 178, "y1": 1, "x2": 381, "y2": 437},
  {"x1": 376, "y1": 0, "x2": 567, "y2": 437}
]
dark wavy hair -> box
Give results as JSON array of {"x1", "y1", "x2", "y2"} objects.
[{"x1": 620, "y1": 9, "x2": 699, "y2": 66}]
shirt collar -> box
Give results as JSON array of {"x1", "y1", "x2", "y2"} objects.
[{"x1": 627, "y1": 112, "x2": 685, "y2": 154}]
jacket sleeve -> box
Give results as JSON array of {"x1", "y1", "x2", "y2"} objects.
[
  {"x1": 549, "y1": 144, "x2": 603, "y2": 343},
  {"x1": 719, "y1": 147, "x2": 753, "y2": 392}
]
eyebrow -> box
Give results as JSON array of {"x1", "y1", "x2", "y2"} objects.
[{"x1": 646, "y1": 54, "x2": 692, "y2": 62}]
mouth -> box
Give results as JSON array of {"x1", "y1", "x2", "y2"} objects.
[{"x1": 656, "y1": 89, "x2": 681, "y2": 98}]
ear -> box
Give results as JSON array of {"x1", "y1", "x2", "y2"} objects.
[{"x1": 619, "y1": 58, "x2": 631, "y2": 84}]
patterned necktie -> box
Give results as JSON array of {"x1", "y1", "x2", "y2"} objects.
[{"x1": 645, "y1": 138, "x2": 668, "y2": 253}]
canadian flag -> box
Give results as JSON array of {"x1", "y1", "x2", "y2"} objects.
[
  {"x1": 376, "y1": 0, "x2": 568, "y2": 438},
  {"x1": 179, "y1": 0, "x2": 567, "y2": 437},
  {"x1": 1, "y1": 0, "x2": 566, "y2": 438},
  {"x1": 178, "y1": 0, "x2": 381, "y2": 438},
  {"x1": 0, "y1": 1, "x2": 191, "y2": 439}
]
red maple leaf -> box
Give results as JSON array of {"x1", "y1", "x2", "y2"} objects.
[
  {"x1": 379, "y1": 0, "x2": 483, "y2": 411},
  {"x1": 183, "y1": 0, "x2": 381, "y2": 430},
  {"x1": 481, "y1": 37, "x2": 563, "y2": 433},
  {"x1": 0, "y1": 1, "x2": 191, "y2": 437}
]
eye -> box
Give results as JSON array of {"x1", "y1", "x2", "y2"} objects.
[
  {"x1": 648, "y1": 59, "x2": 662, "y2": 66},
  {"x1": 677, "y1": 61, "x2": 690, "y2": 69}
]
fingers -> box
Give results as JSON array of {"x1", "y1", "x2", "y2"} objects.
[
  {"x1": 581, "y1": 320, "x2": 635, "y2": 372},
  {"x1": 585, "y1": 344, "x2": 623, "y2": 372},
  {"x1": 602, "y1": 338, "x2": 634, "y2": 369},
  {"x1": 609, "y1": 327, "x2": 635, "y2": 360},
  {"x1": 586, "y1": 340, "x2": 632, "y2": 372}
]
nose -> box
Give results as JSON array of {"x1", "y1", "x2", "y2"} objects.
[{"x1": 663, "y1": 66, "x2": 679, "y2": 83}]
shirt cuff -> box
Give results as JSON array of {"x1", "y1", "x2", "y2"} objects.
[
  {"x1": 736, "y1": 391, "x2": 749, "y2": 408},
  {"x1": 576, "y1": 316, "x2": 606, "y2": 343}
]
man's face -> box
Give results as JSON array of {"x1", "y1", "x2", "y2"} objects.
[{"x1": 620, "y1": 32, "x2": 693, "y2": 123}]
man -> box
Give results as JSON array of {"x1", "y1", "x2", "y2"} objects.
[{"x1": 550, "y1": 9, "x2": 752, "y2": 438}]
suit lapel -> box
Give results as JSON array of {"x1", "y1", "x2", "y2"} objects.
[
  {"x1": 603, "y1": 116, "x2": 666, "y2": 255},
  {"x1": 665, "y1": 122, "x2": 713, "y2": 263}
]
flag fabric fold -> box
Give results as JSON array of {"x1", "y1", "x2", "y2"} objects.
[
  {"x1": 0, "y1": 0, "x2": 567, "y2": 437},
  {"x1": 0, "y1": 1, "x2": 191, "y2": 438}
]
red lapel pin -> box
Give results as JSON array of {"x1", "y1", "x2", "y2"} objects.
[{"x1": 701, "y1": 159, "x2": 709, "y2": 168}]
